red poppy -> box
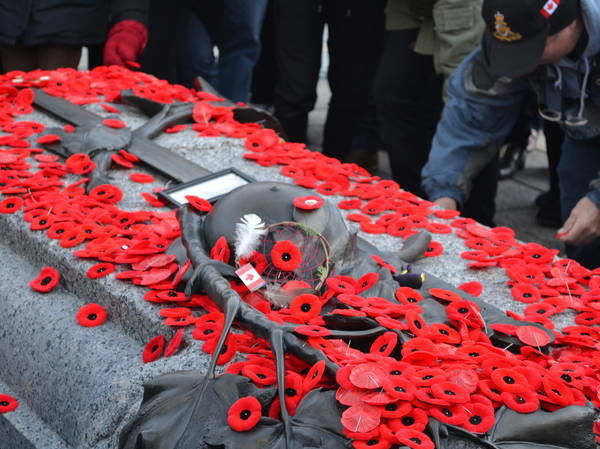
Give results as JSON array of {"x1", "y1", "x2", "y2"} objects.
[
  {"x1": 89, "y1": 184, "x2": 123, "y2": 204},
  {"x1": 293, "y1": 195, "x2": 324, "y2": 210},
  {"x1": 242, "y1": 363, "x2": 277, "y2": 386},
  {"x1": 501, "y1": 389, "x2": 539, "y2": 413},
  {"x1": 371, "y1": 254, "x2": 397, "y2": 274},
  {"x1": 427, "y1": 323, "x2": 461, "y2": 344},
  {"x1": 86, "y1": 262, "x2": 115, "y2": 279},
  {"x1": 65, "y1": 153, "x2": 95, "y2": 174},
  {"x1": 433, "y1": 209, "x2": 461, "y2": 219},
  {"x1": 294, "y1": 325, "x2": 331, "y2": 337},
  {"x1": 0, "y1": 196, "x2": 24, "y2": 214},
  {"x1": 227, "y1": 396, "x2": 262, "y2": 432},
  {"x1": 461, "y1": 403, "x2": 495, "y2": 433},
  {"x1": 210, "y1": 236, "x2": 231, "y2": 263},
  {"x1": 412, "y1": 368, "x2": 446, "y2": 387},
  {"x1": 164, "y1": 329, "x2": 185, "y2": 357},
  {"x1": 388, "y1": 407, "x2": 428, "y2": 432},
  {"x1": 350, "y1": 364, "x2": 387, "y2": 389},
  {"x1": 378, "y1": 400, "x2": 412, "y2": 419},
  {"x1": 341, "y1": 404, "x2": 381, "y2": 433},
  {"x1": 429, "y1": 288, "x2": 462, "y2": 302},
  {"x1": 0, "y1": 394, "x2": 19, "y2": 413},
  {"x1": 395, "y1": 287, "x2": 424, "y2": 304},
  {"x1": 355, "y1": 272, "x2": 379, "y2": 294},
  {"x1": 431, "y1": 381, "x2": 470, "y2": 403},
  {"x1": 271, "y1": 240, "x2": 302, "y2": 271},
  {"x1": 384, "y1": 378, "x2": 417, "y2": 401},
  {"x1": 458, "y1": 281, "x2": 483, "y2": 297},
  {"x1": 30, "y1": 266, "x2": 60, "y2": 293},
  {"x1": 423, "y1": 240, "x2": 444, "y2": 257},
  {"x1": 289, "y1": 294, "x2": 321, "y2": 322},
  {"x1": 395, "y1": 429, "x2": 434, "y2": 449},
  {"x1": 541, "y1": 377, "x2": 574, "y2": 406},
  {"x1": 325, "y1": 277, "x2": 356, "y2": 295},
  {"x1": 426, "y1": 222, "x2": 452, "y2": 234},
  {"x1": 511, "y1": 283, "x2": 541, "y2": 304},
  {"x1": 338, "y1": 199, "x2": 362, "y2": 210},
  {"x1": 515, "y1": 325, "x2": 551, "y2": 347},
  {"x1": 37, "y1": 133, "x2": 61, "y2": 144},
  {"x1": 370, "y1": 332, "x2": 398, "y2": 357},
  {"x1": 130, "y1": 172, "x2": 154, "y2": 183},
  {"x1": 76, "y1": 303, "x2": 107, "y2": 327},
  {"x1": 102, "y1": 118, "x2": 126, "y2": 128},
  {"x1": 429, "y1": 403, "x2": 469, "y2": 426},
  {"x1": 490, "y1": 368, "x2": 529, "y2": 393},
  {"x1": 303, "y1": 360, "x2": 326, "y2": 392}
]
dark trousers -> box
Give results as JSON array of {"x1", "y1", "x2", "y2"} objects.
[
  {"x1": 557, "y1": 135, "x2": 600, "y2": 269},
  {"x1": 272, "y1": 0, "x2": 385, "y2": 160},
  {"x1": 373, "y1": 29, "x2": 444, "y2": 199}
]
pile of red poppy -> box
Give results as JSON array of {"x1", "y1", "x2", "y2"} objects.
[{"x1": 0, "y1": 66, "x2": 598, "y2": 447}]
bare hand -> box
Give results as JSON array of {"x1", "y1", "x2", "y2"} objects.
[
  {"x1": 435, "y1": 197, "x2": 458, "y2": 210},
  {"x1": 557, "y1": 197, "x2": 600, "y2": 246}
]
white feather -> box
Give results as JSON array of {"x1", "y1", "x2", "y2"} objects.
[{"x1": 234, "y1": 214, "x2": 267, "y2": 259}]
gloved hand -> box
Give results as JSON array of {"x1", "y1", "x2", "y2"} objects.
[
  {"x1": 103, "y1": 20, "x2": 148, "y2": 67},
  {"x1": 406, "y1": 0, "x2": 436, "y2": 20}
]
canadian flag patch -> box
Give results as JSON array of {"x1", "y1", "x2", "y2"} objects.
[
  {"x1": 235, "y1": 263, "x2": 266, "y2": 292},
  {"x1": 540, "y1": 0, "x2": 560, "y2": 18}
]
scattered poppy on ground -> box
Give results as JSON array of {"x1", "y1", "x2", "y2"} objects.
[
  {"x1": 293, "y1": 195, "x2": 324, "y2": 210},
  {"x1": 37, "y1": 133, "x2": 61, "y2": 144},
  {"x1": 76, "y1": 303, "x2": 107, "y2": 327},
  {"x1": 423, "y1": 240, "x2": 444, "y2": 257},
  {"x1": 289, "y1": 294, "x2": 321, "y2": 322},
  {"x1": 130, "y1": 172, "x2": 154, "y2": 183},
  {"x1": 86, "y1": 263, "x2": 115, "y2": 279},
  {"x1": 164, "y1": 329, "x2": 185, "y2": 357},
  {"x1": 0, "y1": 196, "x2": 24, "y2": 214},
  {"x1": 143, "y1": 335, "x2": 166, "y2": 363},
  {"x1": 30, "y1": 266, "x2": 60, "y2": 293},
  {"x1": 228, "y1": 396, "x2": 262, "y2": 432},
  {"x1": 0, "y1": 394, "x2": 19, "y2": 413},
  {"x1": 102, "y1": 118, "x2": 126, "y2": 128},
  {"x1": 210, "y1": 236, "x2": 231, "y2": 263},
  {"x1": 185, "y1": 195, "x2": 213, "y2": 212},
  {"x1": 89, "y1": 184, "x2": 123, "y2": 204}
]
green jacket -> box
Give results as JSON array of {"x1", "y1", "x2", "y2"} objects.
[{"x1": 386, "y1": 0, "x2": 484, "y2": 80}]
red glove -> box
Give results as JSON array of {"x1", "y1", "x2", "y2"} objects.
[{"x1": 103, "y1": 20, "x2": 148, "y2": 68}]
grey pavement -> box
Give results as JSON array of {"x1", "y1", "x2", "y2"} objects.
[{"x1": 307, "y1": 78, "x2": 563, "y2": 254}]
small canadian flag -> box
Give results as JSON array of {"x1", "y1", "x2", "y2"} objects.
[
  {"x1": 540, "y1": 0, "x2": 560, "y2": 18},
  {"x1": 235, "y1": 263, "x2": 266, "y2": 292}
]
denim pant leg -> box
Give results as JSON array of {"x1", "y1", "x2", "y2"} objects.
[
  {"x1": 177, "y1": 9, "x2": 219, "y2": 89},
  {"x1": 557, "y1": 135, "x2": 600, "y2": 269},
  {"x1": 217, "y1": 0, "x2": 268, "y2": 102}
]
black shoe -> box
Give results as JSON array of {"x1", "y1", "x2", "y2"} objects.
[
  {"x1": 536, "y1": 200, "x2": 562, "y2": 228},
  {"x1": 499, "y1": 143, "x2": 526, "y2": 180},
  {"x1": 535, "y1": 191, "x2": 551, "y2": 207}
]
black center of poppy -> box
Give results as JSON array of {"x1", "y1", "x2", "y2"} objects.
[
  {"x1": 439, "y1": 329, "x2": 449, "y2": 335},
  {"x1": 516, "y1": 395, "x2": 525, "y2": 403},
  {"x1": 285, "y1": 388, "x2": 297, "y2": 397},
  {"x1": 442, "y1": 408, "x2": 452, "y2": 417},
  {"x1": 6, "y1": 202, "x2": 14, "y2": 208},
  {"x1": 0, "y1": 401, "x2": 8, "y2": 406},
  {"x1": 475, "y1": 242, "x2": 483, "y2": 246},
  {"x1": 367, "y1": 440, "x2": 379, "y2": 446},
  {"x1": 88, "y1": 313, "x2": 97, "y2": 320},
  {"x1": 413, "y1": 320, "x2": 422, "y2": 329},
  {"x1": 204, "y1": 329, "x2": 214, "y2": 335},
  {"x1": 56, "y1": 229, "x2": 65, "y2": 234},
  {"x1": 526, "y1": 275, "x2": 535, "y2": 279},
  {"x1": 458, "y1": 307, "x2": 469, "y2": 314},
  {"x1": 407, "y1": 297, "x2": 417, "y2": 303},
  {"x1": 582, "y1": 332, "x2": 590, "y2": 336},
  {"x1": 423, "y1": 375, "x2": 434, "y2": 380},
  {"x1": 282, "y1": 252, "x2": 291, "y2": 261},
  {"x1": 40, "y1": 276, "x2": 52, "y2": 286},
  {"x1": 390, "y1": 370, "x2": 401, "y2": 375},
  {"x1": 39, "y1": 219, "x2": 47, "y2": 225},
  {"x1": 380, "y1": 344, "x2": 388, "y2": 352},
  {"x1": 402, "y1": 416, "x2": 415, "y2": 426},
  {"x1": 586, "y1": 316, "x2": 594, "y2": 321},
  {"x1": 533, "y1": 254, "x2": 541, "y2": 259},
  {"x1": 152, "y1": 345, "x2": 159, "y2": 352},
  {"x1": 503, "y1": 376, "x2": 515, "y2": 384},
  {"x1": 301, "y1": 303, "x2": 311, "y2": 312},
  {"x1": 410, "y1": 437, "x2": 422, "y2": 444},
  {"x1": 469, "y1": 352, "x2": 480, "y2": 357},
  {"x1": 561, "y1": 374, "x2": 572, "y2": 382},
  {"x1": 385, "y1": 403, "x2": 397, "y2": 411},
  {"x1": 98, "y1": 267, "x2": 106, "y2": 273},
  {"x1": 240, "y1": 410, "x2": 251, "y2": 420},
  {"x1": 361, "y1": 281, "x2": 369, "y2": 288},
  {"x1": 444, "y1": 390, "x2": 456, "y2": 396},
  {"x1": 395, "y1": 386, "x2": 406, "y2": 392},
  {"x1": 537, "y1": 309, "x2": 546, "y2": 314},
  {"x1": 256, "y1": 373, "x2": 266, "y2": 379},
  {"x1": 399, "y1": 226, "x2": 406, "y2": 231},
  {"x1": 491, "y1": 388, "x2": 501, "y2": 395},
  {"x1": 220, "y1": 345, "x2": 228, "y2": 354},
  {"x1": 368, "y1": 208, "x2": 376, "y2": 212},
  {"x1": 523, "y1": 293, "x2": 532, "y2": 298},
  {"x1": 552, "y1": 388, "x2": 562, "y2": 396},
  {"x1": 470, "y1": 415, "x2": 482, "y2": 425}
]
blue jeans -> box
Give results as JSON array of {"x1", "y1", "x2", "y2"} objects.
[
  {"x1": 557, "y1": 135, "x2": 600, "y2": 268},
  {"x1": 178, "y1": 0, "x2": 267, "y2": 103}
]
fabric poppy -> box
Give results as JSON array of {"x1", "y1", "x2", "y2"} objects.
[
  {"x1": 501, "y1": 389, "x2": 539, "y2": 413},
  {"x1": 89, "y1": 184, "x2": 123, "y2": 204},
  {"x1": 293, "y1": 195, "x2": 324, "y2": 210},
  {"x1": 379, "y1": 400, "x2": 412, "y2": 419},
  {"x1": 458, "y1": 281, "x2": 483, "y2": 297},
  {"x1": 303, "y1": 360, "x2": 326, "y2": 392},
  {"x1": 490, "y1": 368, "x2": 529, "y2": 393},
  {"x1": 395, "y1": 287, "x2": 424, "y2": 304},
  {"x1": 350, "y1": 364, "x2": 387, "y2": 389},
  {"x1": 431, "y1": 381, "x2": 470, "y2": 403},
  {"x1": 388, "y1": 407, "x2": 428, "y2": 432},
  {"x1": 429, "y1": 403, "x2": 469, "y2": 426},
  {"x1": 412, "y1": 368, "x2": 446, "y2": 387},
  {"x1": 427, "y1": 323, "x2": 461, "y2": 344},
  {"x1": 338, "y1": 199, "x2": 362, "y2": 210},
  {"x1": 354, "y1": 272, "x2": 379, "y2": 294},
  {"x1": 227, "y1": 396, "x2": 262, "y2": 432},
  {"x1": 428, "y1": 288, "x2": 462, "y2": 302},
  {"x1": 423, "y1": 240, "x2": 444, "y2": 257},
  {"x1": 511, "y1": 283, "x2": 541, "y2": 304},
  {"x1": 102, "y1": 118, "x2": 126, "y2": 128},
  {"x1": 184, "y1": 195, "x2": 213, "y2": 212},
  {"x1": 242, "y1": 363, "x2": 277, "y2": 386},
  {"x1": 515, "y1": 325, "x2": 551, "y2": 347},
  {"x1": 341, "y1": 404, "x2": 381, "y2": 433},
  {"x1": 164, "y1": 329, "x2": 185, "y2": 357},
  {"x1": 370, "y1": 332, "x2": 398, "y2": 357},
  {"x1": 433, "y1": 209, "x2": 461, "y2": 219},
  {"x1": 384, "y1": 377, "x2": 417, "y2": 401},
  {"x1": 271, "y1": 240, "x2": 302, "y2": 271},
  {"x1": 65, "y1": 153, "x2": 95, "y2": 174},
  {"x1": 461, "y1": 403, "x2": 495, "y2": 433},
  {"x1": 76, "y1": 303, "x2": 107, "y2": 327},
  {"x1": 541, "y1": 377, "x2": 574, "y2": 406},
  {"x1": 210, "y1": 236, "x2": 231, "y2": 263},
  {"x1": 371, "y1": 254, "x2": 397, "y2": 274},
  {"x1": 289, "y1": 294, "x2": 321, "y2": 322},
  {"x1": 294, "y1": 325, "x2": 331, "y2": 337},
  {"x1": 37, "y1": 133, "x2": 61, "y2": 144},
  {"x1": 30, "y1": 266, "x2": 60, "y2": 293},
  {"x1": 86, "y1": 262, "x2": 115, "y2": 279},
  {"x1": 130, "y1": 172, "x2": 154, "y2": 183},
  {"x1": 395, "y1": 429, "x2": 434, "y2": 449},
  {"x1": 0, "y1": 196, "x2": 24, "y2": 214},
  {"x1": 0, "y1": 394, "x2": 19, "y2": 413}
]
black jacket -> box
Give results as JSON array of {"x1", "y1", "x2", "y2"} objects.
[{"x1": 0, "y1": 0, "x2": 148, "y2": 46}]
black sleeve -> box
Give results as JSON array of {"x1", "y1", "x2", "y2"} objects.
[{"x1": 109, "y1": 0, "x2": 149, "y2": 26}]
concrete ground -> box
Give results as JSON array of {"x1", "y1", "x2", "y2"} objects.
[{"x1": 307, "y1": 79, "x2": 563, "y2": 253}]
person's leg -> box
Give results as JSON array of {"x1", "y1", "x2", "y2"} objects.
[
  {"x1": 535, "y1": 120, "x2": 564, "y2": 227},
  {"x1": 373, "y1": 29, "x2": 443, "y2": 198},
  {"x1": 177, "y1": 10, "x2": 218, "y2": 89},
  {"x1": 557, "y1": 136, "x2": 600, "y2": 268},
  {"x1": 216, "y1": 0, "x2": 268, "y2": 102},
  {"x1": 272, "y1": 0, "x2": 324, "y2": 143},
  {"x1": 463, "y1": 153, "x2": 499, "y2": 227},
  {"x1": 322, "y1": 0, "x2": 385, "y2": 161},
  {"x1": 37, "y1": 44, "x2": 82, "y2": 70},
  {"x1": 250, "y1": 0, "x2": 277, "y2": 106},
  {"x1": 0, "y1": 43, "x2": 38, "y2": 72}
]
